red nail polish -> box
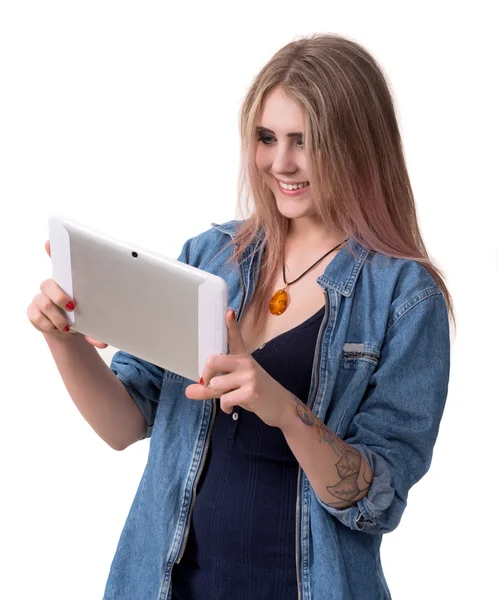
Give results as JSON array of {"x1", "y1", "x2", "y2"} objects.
[
  {"x1": 64, "y1": 325, "x2": 70, "y2": 332},
  {"x1": 199, "y1": 377, "x2": 204, "y2": 385},
  {"x1": 66, "y1": 301, "x2": 75, "y2": 310}
]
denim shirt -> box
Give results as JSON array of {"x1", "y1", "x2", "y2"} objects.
[{"x1": 104, "y1": 219, "x2": 451, "y2": 600}]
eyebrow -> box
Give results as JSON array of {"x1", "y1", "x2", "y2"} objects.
[{"x1": 256, "y1": 126, "x2": 303, "y2": 138}]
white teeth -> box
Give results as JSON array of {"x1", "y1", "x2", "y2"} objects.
[{"x1": 279, "y1": 181, "x2": 310, "y2": 190}]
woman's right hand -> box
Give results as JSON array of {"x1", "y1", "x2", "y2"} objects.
[{"x1": 26, "y1": 240, "x2": 108, "y2": 349}]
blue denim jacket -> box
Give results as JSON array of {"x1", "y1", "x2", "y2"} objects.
[{"x1": 104, "y1": 219, "x2": 450, "y2": 600}]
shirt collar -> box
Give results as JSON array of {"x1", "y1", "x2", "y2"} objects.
[{"x1": 211, "y1": 220, "x2": 370, "y2": 298}]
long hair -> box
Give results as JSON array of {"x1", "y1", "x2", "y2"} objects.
[{"x1": 229, "y1": 33, "x2": 455, "y2": 337}]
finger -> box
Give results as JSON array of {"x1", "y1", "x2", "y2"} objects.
[
  {"x1": 200, "y1": 353, "x2": 239, "y2": 387},
  {"x1": 200, "y1": 355, "x2": 225, "y2": 387},
  {"x1": 187, "y1": 371, "x2": 240, "y2": 401},
  {"x1": 45, "y1": 240, "x2": 51, "y2": 258},
  {"x1": 226, "y1": 308, "x2": 246, "y2": 356},
  {"x1": 207, "y1": 372, "x2": 240, "y2": 395},
  {"x1": 85, "y1": 336, "x2": 108, "y2": 349},
  {"x1": 27, "y1": 304, "x2": 57, "y2": 333},
  {"x1": 199, "y1": 358, "x2": 217, "y2": 387},
  {"x1": 219, "y1": 388, "x2": 247, "y2": 414},
  {"x1": 33, "y1": 292, "x2": 72, "y2": 333},
  {"x1": 40, "y1": 278, "x2": 76, "y2": 312},
  {"x1": 185, "y1": 383, "x2": 220, "y2": 401}
]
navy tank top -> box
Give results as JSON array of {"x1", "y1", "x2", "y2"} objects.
[{"x1": 171, "y1": 305, "x2": 325, "y2": 600}]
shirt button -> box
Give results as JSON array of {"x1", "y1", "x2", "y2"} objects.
[{"x1": 232, "y1": 411, "x2": 239, "y2": 421}]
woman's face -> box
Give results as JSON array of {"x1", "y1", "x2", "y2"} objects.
[{"x1": 255, "y1": 87, "x2": 314, "y2": 221}]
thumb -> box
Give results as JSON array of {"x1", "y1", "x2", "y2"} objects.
[
  {"x1": 45, "y1": 240, "x2": 51, "y2": 258},
  {"x1": 226, "y1": 308, "x2": 246, "y2": 355},
  {"x1": 85, "y1": 336, "x2": 108, "y2": 349}
]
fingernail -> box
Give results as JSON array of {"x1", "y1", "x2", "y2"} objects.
[
  {"x1": 199, "y1": 377, "x2": 204, "y2": 385},
  {"x1": 230, "y1": 309, "x2": 236, "y2": 319},
  {"x1": 65, "y1": 301, "x2": 75, "y2": 311},
  {"x1": 64, "y1": 325, "x2": 70, "y2": 332}
]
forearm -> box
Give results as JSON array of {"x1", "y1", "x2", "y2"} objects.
[
  {"x1": 280, "y1": 394, "x2": 373, "y2": 509},
  {"x1": 44, "y1": 332, "x2": 146, "y2": 450}
]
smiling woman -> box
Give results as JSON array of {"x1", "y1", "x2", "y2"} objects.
[
  {"x1": 28, "y1": 32, "x2": 453, "y2": 600},
  {"x1": 255, "y1": 93, "x2": 312, "y2": 210}
]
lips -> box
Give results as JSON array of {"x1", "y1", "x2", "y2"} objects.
[
  {"x1": 277, "y1": 179, "x2": 310, "y2": 190},
  {"x1": 275, "y1": 179, "x2": 310, "y2": 196}
]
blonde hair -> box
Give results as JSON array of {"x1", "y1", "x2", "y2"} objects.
[{"x1": 228, "y1": 33, "x2": 454, "y2": 337}]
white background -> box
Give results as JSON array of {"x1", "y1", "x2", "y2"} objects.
[{"x1": 1, "y1": 1, "x2": 497, "y2": 598}]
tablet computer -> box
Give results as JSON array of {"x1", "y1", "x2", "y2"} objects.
[{"x1": 48, "y1": 215, "x2": 228, "y2": 382}]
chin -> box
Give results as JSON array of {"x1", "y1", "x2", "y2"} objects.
[{"x1": 274, "y1": 195, "x2": 314, "y2": 220}]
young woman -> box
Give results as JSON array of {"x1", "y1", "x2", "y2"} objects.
[{"x1": 28, "y1": 33, "x2": 453, "y2": 600}]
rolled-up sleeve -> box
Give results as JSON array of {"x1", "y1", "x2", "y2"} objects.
[
  {"x1": 109, "y1": 236, "x2": 196, "y2": 440},
  {"x1": 110, "y1": 352, "x2": 164, "y2": 440},
  {"x1": 317, "y1": 289, "x2": 451, "y2": 534}
]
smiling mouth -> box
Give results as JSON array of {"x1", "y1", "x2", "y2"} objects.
[{"x1": 277, "y1": 180, "x2": 310, "y2": 191}]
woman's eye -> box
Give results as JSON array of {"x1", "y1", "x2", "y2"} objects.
[
  {"x1": 257, "y1": 134, "x2": 274, "y2": 145},
  {"x1": 256, "y1": 135, "x2": 304, "y2": 148}
]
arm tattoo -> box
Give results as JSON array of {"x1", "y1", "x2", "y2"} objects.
[{"x1": 293, "y1": 395, "x2": 372, "y2": 507}]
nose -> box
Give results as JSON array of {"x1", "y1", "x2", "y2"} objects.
[{"x1": 271, "y1": 143, "x2": 298, "y2": 175}]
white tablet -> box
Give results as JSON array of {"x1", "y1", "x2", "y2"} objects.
[{"x1": 48, "y1": 215, "x2": 228, "y2": 382}]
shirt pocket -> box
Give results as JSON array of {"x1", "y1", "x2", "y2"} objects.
[{"x1": 328, "y1": 343, "x2": 380, "y2": 437}]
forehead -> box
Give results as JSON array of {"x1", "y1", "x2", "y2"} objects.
[{"x1": 258, "y1": 87, "x2": 305, "y2": 131}]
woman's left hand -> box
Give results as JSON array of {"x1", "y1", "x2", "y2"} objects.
[{"x1": 185, "y1": 309, "x2": 294, "y2": 429}]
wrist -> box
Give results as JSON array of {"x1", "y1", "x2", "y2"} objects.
[
  {"x1": 43, "y1": 330, "x2": 83, "y2": 347},
  {"x1": 278, "y1": 392, "x2": 302, "y2": 435}
]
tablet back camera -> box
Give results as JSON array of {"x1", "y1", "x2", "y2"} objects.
[{"x1": 132, "y1": 251, "x2": 138, "y2": 258}]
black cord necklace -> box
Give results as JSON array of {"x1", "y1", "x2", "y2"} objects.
[{"x1": 269, "y1": 238, "x2": 348, "y2": 315}]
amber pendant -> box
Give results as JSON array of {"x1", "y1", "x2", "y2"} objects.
[{"x1": 270, "y1": 288, "x2": 289, "y2": 315}]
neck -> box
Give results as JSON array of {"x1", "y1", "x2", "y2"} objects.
[{"x1": 286, "y1": 216, "x2": 347, "y2": 250}]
